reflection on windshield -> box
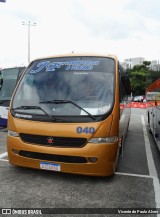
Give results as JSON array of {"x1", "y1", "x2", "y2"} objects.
[
  {"x1": 39, "y1": 99, "x2": 96, "y2": 120},
  {"x1": 13, "y1": 57, "x2": 115, "y2": 117}
]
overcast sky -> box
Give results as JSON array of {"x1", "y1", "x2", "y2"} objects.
[{"x1": 0, "y1": 0, "x2": 160, "y2": 68}]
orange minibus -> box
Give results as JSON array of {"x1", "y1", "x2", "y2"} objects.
[{"x1": 7, "y1": 53, "x2": 131, "y2": 176}]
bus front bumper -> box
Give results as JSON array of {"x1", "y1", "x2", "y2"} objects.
[{"x1": 7, "y1": 136, "x2": 119, "y2": 177}]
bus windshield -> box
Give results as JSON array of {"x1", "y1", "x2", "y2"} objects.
[
  {"x1": 12, "y1": 57, "x2": 115, "y2": 119},
  {"x1": 0, "y1": 67, "x2": 25, "y2": 101}
]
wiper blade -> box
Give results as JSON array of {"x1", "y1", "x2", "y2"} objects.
[
  {"x1": 39, "y1": 100, "x2": 96, "y2": 120},
  {"x1": 11, "y1": 106, "x2": 55, "y2": 121},
  {"x1": 40, "y1": 100, "x2": 69, "y2": 104},
  {"x1": 0, "y1": 100, "x2": 10, "y2": 105}
]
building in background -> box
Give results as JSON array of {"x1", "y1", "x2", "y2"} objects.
[
  {"x1": 121, "y1": 57, "x2": 145, "y2": 70},
  {"x1": 121, "y1": 57, "x2": 160, "y2": 71},
  {"x1": 149, "y1": 60, "x2": 160, "y2": 71}
]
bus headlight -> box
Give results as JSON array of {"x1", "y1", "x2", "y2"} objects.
[
  {"x1": 8, "y1": 130, "x2": 19, "y2": 137},
  {"x1": 88, "y1": 136, "x2": 118, "y2": 144}
]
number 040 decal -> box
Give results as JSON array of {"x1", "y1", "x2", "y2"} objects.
[{"x1": 76, "y1": 127, "x2": 95, "y2": 134}]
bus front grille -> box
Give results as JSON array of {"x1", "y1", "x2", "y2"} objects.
[
  {"x1": 19, "y1": 150, "x2": 87, "y2": 163},
  {"x1": 19, "y1": 133, "x2": 87, "y2": 148}
]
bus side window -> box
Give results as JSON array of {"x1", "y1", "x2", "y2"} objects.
[
  {"x1": 119, "y1": 75, "x2": 126, "y2": 103},
  {"x1": 118, "y1": 63, "x2": 131, "y2": 103},
  {"x1": 119, "y1": 74, "x2": 132, "y2": 110}
]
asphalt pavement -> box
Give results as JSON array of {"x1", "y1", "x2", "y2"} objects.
[{"x1": 0, "y1": 108, "x2": 160, "y2": 217}]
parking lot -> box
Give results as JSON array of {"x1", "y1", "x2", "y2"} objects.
[{"x1": 0, "y1": 108, "x2": 160, "y2": 216}]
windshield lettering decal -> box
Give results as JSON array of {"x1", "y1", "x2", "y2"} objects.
[
  {"x1": 30, "y1": 61, "x2": 50, "y2": 74},
  {"x1": 65, "y1": 60, "x2": 99, "y2": 71},
  {"x1": 73, "y1": 72, "x2": 88, "y2": 75},
  {"x1": 29, "y1": 60, "x2": 99, "y2": 73},
  {"x1": 46, "y1": 62, "x2": 63, "y2": 71},
  {"x1": 65, "y1": 65, "x2": 92, "y2": 71},
  {"x1": 15, "y1": 113, "x2": 32, "y2": 119}
]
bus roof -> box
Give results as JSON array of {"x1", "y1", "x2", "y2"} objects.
[{"x1": 30, "y1": 53, "x2": 118, "y2": 63}]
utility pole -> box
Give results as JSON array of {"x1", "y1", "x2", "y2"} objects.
[{"x1": 22, "y1": 21, "x2": 36, "y2": 64}]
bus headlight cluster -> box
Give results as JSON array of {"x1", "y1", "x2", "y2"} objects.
[
  {"x1": 8, "y1": 130, "x2": 19, "y2": 137},
  {"x1": 88, "y1": 136, "x2": 118, "y2": 144}
]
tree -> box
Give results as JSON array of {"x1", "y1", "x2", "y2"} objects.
[
  {"x1": 127, "y1": 61, "x2": 160, "y2": 96},
  {"x1": 127, "y1": 61, "x2": 150, "y2": 95},
  {"x1": 147, "y1": 70, "x2": 160, "y2": 86}
]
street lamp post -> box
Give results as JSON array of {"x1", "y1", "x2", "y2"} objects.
[{"x1": 22, "y1": 21, "x2": 36, "y2": 64}]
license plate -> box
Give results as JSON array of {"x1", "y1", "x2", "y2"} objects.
[{"x1": 40, "y1": 162, "x2": 61, "y2": 171}]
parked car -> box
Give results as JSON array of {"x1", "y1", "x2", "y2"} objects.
[{"x1": 133, "y1": 96, "x2": 143, "y2": 102}]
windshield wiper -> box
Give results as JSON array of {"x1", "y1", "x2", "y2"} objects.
[
  {"x1": 39, "y1": 100, "x2": 96, "y2": 120},
  {"x1": 10, "y1": 106, "x2": 55, "y2": 121},
  {"x1": 0, "y1": 100, "x2": 10, "y2": 105}
]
